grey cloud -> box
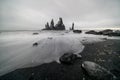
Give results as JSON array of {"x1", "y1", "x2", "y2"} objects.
[{"x1": 0, "y1": 0, "x2": 120, "y2": 30}]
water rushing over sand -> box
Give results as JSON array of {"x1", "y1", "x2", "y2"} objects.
[{"x1": 0, "y1": 30, "x2": 119, "y2": 76}]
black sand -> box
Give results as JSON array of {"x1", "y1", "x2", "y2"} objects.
[{"x1": 0, "y1": 39, "x2": 120, "y2": 80}]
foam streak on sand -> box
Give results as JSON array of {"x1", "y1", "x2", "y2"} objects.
[
  {"x1": 0, "y1": 37, "x2": 84, "y2": 76},
  {"x1": 0, "y1": 31, "x2": 105, "y2": 76}
]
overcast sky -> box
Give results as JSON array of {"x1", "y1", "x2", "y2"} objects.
[{"x1": 0, "y1": 0, "x2": 120, "y2": 30}]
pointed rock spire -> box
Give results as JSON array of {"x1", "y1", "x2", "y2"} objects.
[
  {"x1": 55, "y1": 17, "x2": 65, "y2": 30},
  {"x1": 50, "y1": 19, "x2": 55, "y2": 29},
  {"x1": 72, "y1": 22, "x2": 74, "y2": 30},
  {"x1": 43, "y1": 17, "x2": 66, "y2": 30},
  {"x1": 45, "y1": 22, "x2": 50, "y2": 30}
]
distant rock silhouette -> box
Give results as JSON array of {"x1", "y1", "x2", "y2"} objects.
[
  {"x1": 70, "y1": 22, "x2": 74, "y2": 30},
  {"x1": 72, "y1": 23, "x2": 74, "y2": 30},
  {"x1": 85, "y1": 30, "x2": 98, "y2": 34},
  {"x1": 50, "y1": 19, "x2": 55, "y2": 30},
  {"x1": 45, "y1": 22, "x2": 50, "y2": 30},
  {"x1": 86, "y1": 29, "x2": 120, "y2": 36},
  {"x1": 55, "y1": 17, "x2": 65, "y2": 30},
  {"x1": 73, "y1": 30, "x2": 82, "y2": 33},
  {"x1": 42, "y1": 17, "x2": 65, "y2": 30}
]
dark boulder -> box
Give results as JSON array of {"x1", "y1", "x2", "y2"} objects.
[
  {"x1": 85, "y1": 30, "x2": 98, "y2": 34},
  {"x1": 114, "y1": 30, "x2": 120, "y2": 33},
  {"x1": 85, "y1": 29, "x2": 120, "y2": 36},
  {"x1": 95, "y1": 31, "x2": 103, "y2": 35},
  {"x1": 100, "y1": 29, "x2": 120, "y2": 36},
  {"x1": 59, "y1": 53, "x2": 79, "y2": 64},
  {"x1": 108, "y1": 30, "x2": 120, "y2": 36},
  {"x1": 73, "y1": 30, "x2": 82, "y2": 33},
  {"x1": 81, "y1": 61, "x2": 117, "y2": 80},
  {"x1": 85, "y1": 29, "x2": 113, "y2": 35},
  {"x1": 100, "y1": 29, "x2": 113, "y2": 35},
  {"x1": 33, "y1": 42, "x2": 38, "y2": 47},
  {"x1": 33, "y1": 33, "x2": 39, "y2": 35}
]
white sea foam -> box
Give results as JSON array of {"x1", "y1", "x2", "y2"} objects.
[{"x1": 0, "y1": 30, "x2": 117, "y2": 76}]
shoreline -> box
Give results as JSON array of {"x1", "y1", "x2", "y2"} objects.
[{"x1": 0, "y1": 39, "x2": 120, "y2": 80}]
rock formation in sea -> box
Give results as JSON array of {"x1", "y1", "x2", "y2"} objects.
[
  {"x1": 55, "y1": 17, "x2": 65, "y2": 30},
  {"x1": 85, "y1": 29, "x2": 120, "y2": 36},
  {"x1": 73, "y1": 30, "x2": 82, "y2": 33},
  {"x1": 69, "y1": 22, "x2": 82, "y2": 33},
  {"x1": 70, "y1": 22, "x2": 74, "y2": 30},
  {"x1": 50, "y1": 19, "x2": 55, "y2": 30},
  {"x1": 42, "y1": 17, "x2": 65, "y2": 30},
  {"x1": 45, "y1": 22, "x2": 50, "y2": 30},
  {"x1": 72, "y1": 23, "x2": 74, "y2": 30}
]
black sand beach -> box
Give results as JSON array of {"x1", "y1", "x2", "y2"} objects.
[{"x1": 0, "y1": 39, "x2": 120, "y2": 80}]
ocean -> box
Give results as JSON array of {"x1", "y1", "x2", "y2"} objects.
[{"x1": 0, "y1": 30, "x2": 120, "y2": 76}]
